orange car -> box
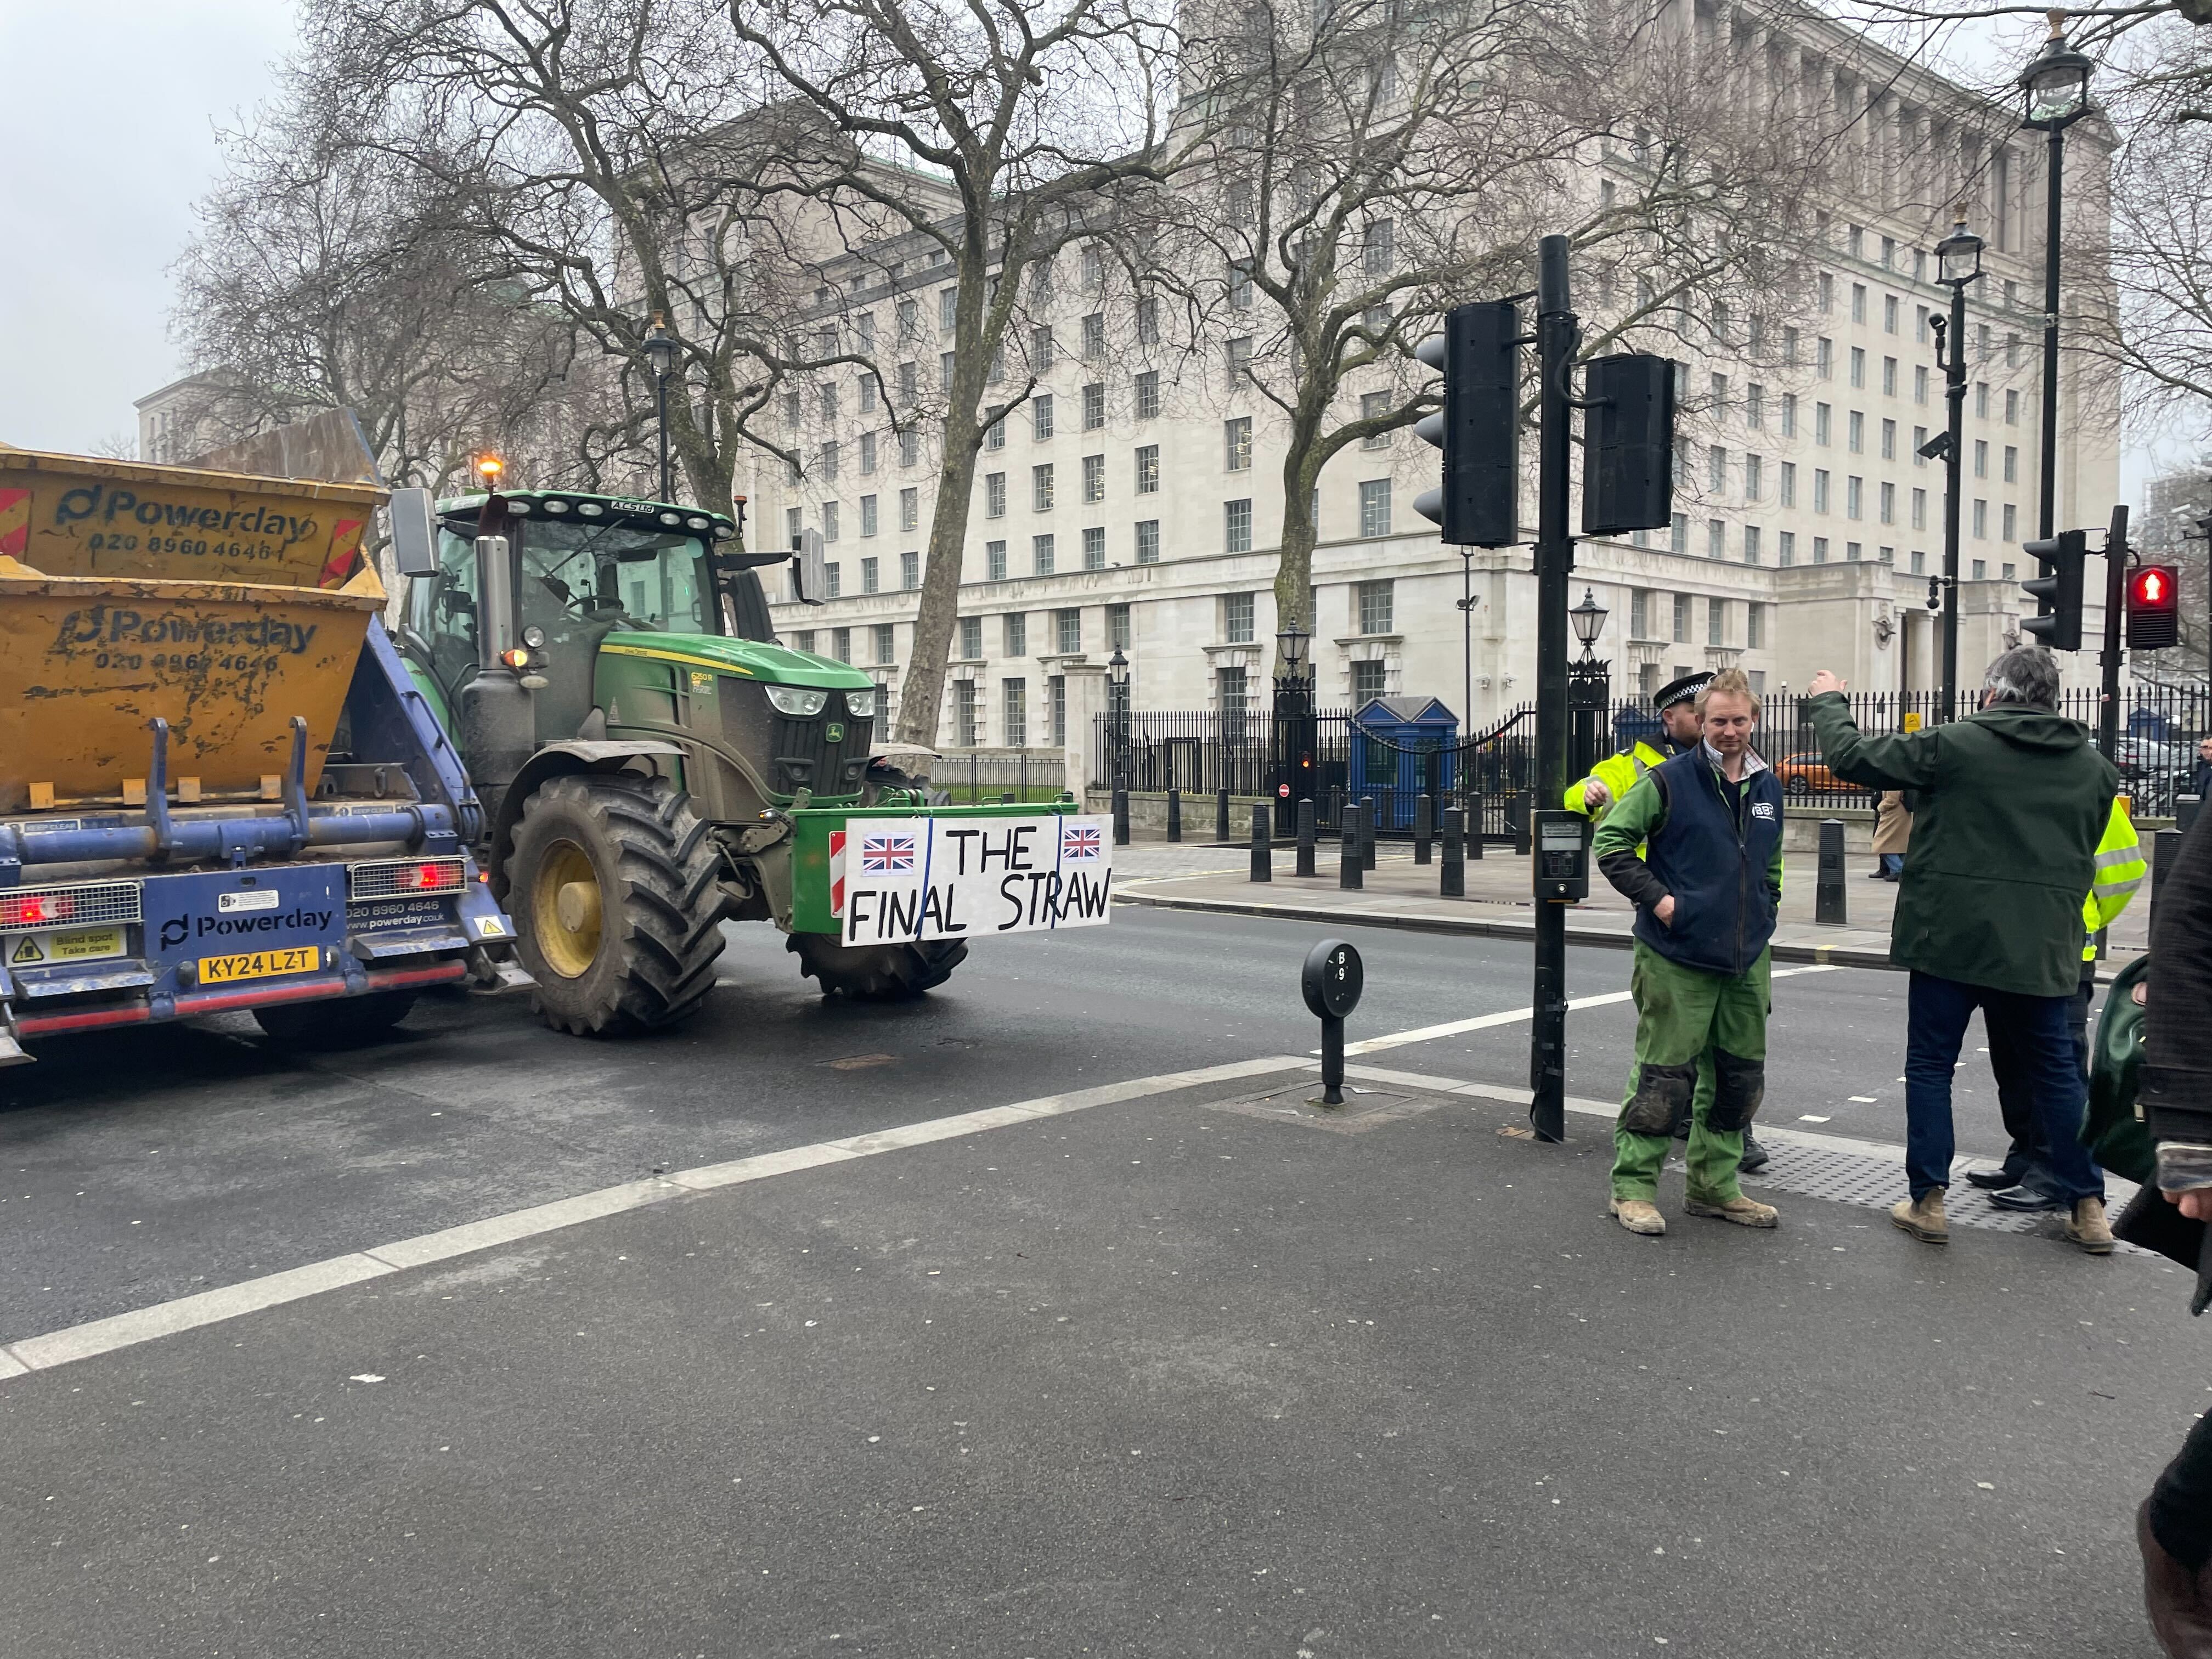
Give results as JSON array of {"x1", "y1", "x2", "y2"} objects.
[{"x1": 1773, "y1": 752, "x2": 1869, "y2": 797}]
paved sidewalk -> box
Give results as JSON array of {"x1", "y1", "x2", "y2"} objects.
[
  {"x1": 0, "y1": 1056, "x2": 2190, "y2": 1657},
  {"x1": 1118, "y1": 844, "x2": 2152, "y2": 971}
]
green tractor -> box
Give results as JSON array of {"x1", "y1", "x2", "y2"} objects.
[{"x1": 386, "y1": 482, "x2": 983, "y2": 1033}]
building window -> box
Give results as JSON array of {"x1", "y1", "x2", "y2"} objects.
[
  {"x1": 831, "y1": 625, "x2": 851, "y2": 659},
  {"x1": 822, "y1": 441, "x2": 842, "y2": 483},
  {"x1": 1910, "y1": 550, "x2": 1926, "y2": 574},
  {"x1": 960, "y1": 615, "x2": 984, "y2": 658},
  {"x1": 1362, "y1": 217, "x2": 1395, "y2": 274},
  {"x1": 2002, "y1": 503, "x2": 2017, "y2": 541},
  {"x1": 2005, "y1": 388, "x2": 2019, "y2": 425},
  {"x1": 1708, "y1": 597, "x2": 1726, "y2": 646},
  {"x1": 1630, "y1": 589, "x2": 1650, "y2": 637},
  {"x1": 899, "y1": 488, "x2": 919, "y2": 533},
  {"x1": 1135, "y1": 445, "x2": 1159, "y2": 494},
  {"x1": 1915, "y1": 365, "x2": 1930, "y2": 406},
  {"x1": 1973, "y1": 439, "x2": 1988, "y2": 479},
  {"x1": 1071, "y1": 526, "x2": 1099, "y2": 569},
  {"x1": 860, "y1": 431, "x2": 877, "y2": 475},
  {"x1": 1972, "y1": 557, "x2": 1988, "y2": 580},
  {"x1": 1082, "y1": 313, "x2": 1105, "y2": 359},
  {"x1": 1911, "y1": 426, "x2": 1928, "y2": 467},
  {"x1": 1849, "y1": 347, "x2": 1865, "y2": 389},
  {"x1": 985, "y1": 473, "x2": 1007, "y2": 518},
  {"x1": 1136, "y1": 296, "x2": 1159, "y2": 345},
  {"x1": 1223, "y1": 591, "x2": 1255, "y2": 644},
  {"x1": 1033, "y1": 534, "x2": 1054, "y2": 575},
  {"x1": 1880, "y1": 481, "x2": 1895, "y2": 524},
  {"x1": 793, "y1": 629, "x2": 816, "y2": 654},
  {"x1": 1708, "y1": 445, "x2": 1726, "y2": 492},
  {"x1": 954, "y1": 680, "x2": 979, "y2": 747},
  {"x1": 1107, "y1": 603, "x2": 1131, "y2": 650},
  {"x1": 1778, "y1": 531, "x2": 1796, "y2": 566},
  {"x1": 1032, "y1": 464, "x2": 1054, "y2": 512},
  {"x1": 1745, "y1": 454, "x2": 1762, "y2": 501},
  {"x1": 1817, "y1": 337, "x2": 1833, "y2": 379},
  {"x1": 1911, "y1": 488, "x2": 1927, "y2": 530},
  {"x1": 1848, "y1": 411, "x2": 1864, "y2": 453},
  {"x1": 860, "y1": 495, "x2": 879, "y2": 539},
  {"x1": 1081, "y1": 453, "x2": 1105, "y2": 504},
  {"x1": 1879, "y1": 545, "x2": 1895, "y2": 565},
  {"x1": 1217, "y1": 665, "x2": 1250, "y2": 713},
  {"x1": 1031, "y1": 395, "x2": 1055, "y2": 441},
  {"x1": 1742, "y1": 526, "x2": 1761, "y2": 565},
  {"x1": 1976, "y1": 381, "x2": 1990, "y2": 420},
  {"x1": 1672, "y1": 591, "x2": 1691, "y2": 641},
  {"x1": 985, "y1": 417, "x2": 1007, "y2": 453},
  {"x1": 1850, "y1": 281, "x2": 1866, "y2": 323},
  {"x1": 873, "y1": 623, "x2": 895, "y2": 665},
  {"x1": 1813, "y1": 470, "x2": 1831, "y2": 514},
  {"x1": 1815, "y1": 403, "x2": 1831, "y2": 445},
  {"x1": 1003, "y1": 613, "x2": 1027, "y2": 657},
  {"x1": 1083, "y1": 382, "x2": 1105, "y2": 430},
  {"x1": 1881, "y1": 418, "x2": 1897, "y2": 460},
  {"x1": 1746, "y1": 383, "x2": 1764, "y2": 429},
  {"x1": 1055, "y1": 608, "x2": 1082, "y2": 653},
  {"x1": 899, "y1": 428, "x2": 920, "y2": 467},
  {"x1": 940, "y1": 351, "x2": 955, "y2": 390},
  {"x1": 1003, "y1": 679, "x2": 1027, "y2": 746},
  {"x1": 786, "y1": 506, "x2": 803, "y2": 549},
  {"x1": 1225, "y1": 417, "x2": 1252, "y2": 472},
  {"x1": 1358, "y1": 579, "x2": 1395, "y2": 634},
  {"x1": 1813, "y1": 537, "x2": 1829, "y2": 565},
  {"x1": 1973, "y1": 499, "x2": 1988, "y2": 539},
  {"x1": 1747, "y1": 603, "x2": 1763, "y2": 648},
  {"x1": 1671, "y1": 514, "x2": 1687, "y2": 554},
  {"x1": 1361, "y1": 391, "x2": 1391, "y2": 449},
  {"x1": 1707, "y1": 520, "x2": 1726, "y2": 559},
  {"x1": 986, "y1": 540, "x2": 1007, "y2": 581},
  {"x1": 2002, "y1": 445, "x2": 2018, "y2": 484},
  {"x1": 1847, "y1": 541, "x2": 1863, "y2": 562},
  {"x1": 1030, "y1": 325, "x2": 1054, "y2": 371},
  {"x1": 901, "y1": 550, "x2": 919, "y2": 589},
  {"x1": 1779, "y1": 462, "x2": 1796, "y2": 508},
  {"x1": 1135, "y1": 520, "x2": 1160, "y2": 564},
  {"x1": 1351, "y1": 660, "x2": 1387, "y2": 703},
  {"x1": 1884, "y1": 294, "x2": 1899, "y2": 334},
  {"x1": 1358, "y1": 479, "x2": 1392, "y2": 538},
  {"x1": 861, "y1": 555, "x2": 879, "y2": 594},
  {"x1": 1819, "y1": 273, "x2": 1834, "y2": 314},
  {"x1": 2002, "y1": 560, "x2": 2017, "y2": 580},
  {"x1": 1883, "y1": 357, "x2": 1898, "y2": 398},
  {"x1": 1224, "y1": 499, "x2": 1252, "y2": 554},
  {"x1": 1846, "y1": 476, "x2": 1863, "y2": 520},
  {"x1": 1136, "y1": 370, "x2": 1160, "y2": 420},
  {"x1": 1780, "y1": 393, "x2": 1797, "y2": 438},
  {"x1": 1783, "y1": 326, "x2": 1800, "y2": 368},
  {"x1": 822, "y1": 501, "x2": 840, "y2": 542}
]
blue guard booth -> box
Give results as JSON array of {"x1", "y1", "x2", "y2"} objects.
[{"x1": 1348, "y1": 696, "x2": 1459, "y2": 830}]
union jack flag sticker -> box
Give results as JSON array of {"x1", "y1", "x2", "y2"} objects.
[
  {"x1": 1060, "y1": 823, "x2": 1103, "y2": 863},
  {"x1": 860, "y1": 832, "x2": 917, "y2": 874}
]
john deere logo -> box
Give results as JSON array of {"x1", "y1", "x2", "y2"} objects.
[{"x1": 826, "y1": 722, "x2": 846, "y2": 743}]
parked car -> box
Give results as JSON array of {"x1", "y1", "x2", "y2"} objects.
[{"x1": 1773, "y1": 752, "x2": 1868, "y2": 798}]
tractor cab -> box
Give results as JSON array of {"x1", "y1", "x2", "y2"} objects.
[{"x1": 399, "y1": 488, "x2": 880, "y2": 826}]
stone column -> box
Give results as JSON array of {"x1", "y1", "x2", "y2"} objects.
[{"x1": 1059, "y1": 663, "x2": 1112, "y2": 801}]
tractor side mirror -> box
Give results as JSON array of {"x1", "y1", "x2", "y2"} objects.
[
  {"x1": 792, "y1": 526, "x2": 830, "y2": 606},
  {"x1": 389, "y1": 488, "x2": 441, "y2": 579}
]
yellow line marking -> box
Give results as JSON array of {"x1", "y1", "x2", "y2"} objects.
[{"x1": 599, "y1": 642, "x2": 754, "y2": 676}]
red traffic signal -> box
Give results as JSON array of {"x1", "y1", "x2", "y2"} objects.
[{"x1": 2128, "y1": 564, "x2": 2180, "y2": 650}]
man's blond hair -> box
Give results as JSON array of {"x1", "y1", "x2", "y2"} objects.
[{"x1": 1696, "y1": 666, "x2": 1760, "y2": 718}]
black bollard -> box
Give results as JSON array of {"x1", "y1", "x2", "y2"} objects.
[
  {"x1": 1414, "y1": 793, "x2": 1434, "y2": 865},
  {"x1": 1339, "y1": 803, "x2": 1363, "y2": 890},
  {"x1": 1166, "y1": 787, "x2": 1182, "y2": 843},
  {"x1": 1441, "y1": 805, "x2": 1465, "y2": 898},
  {"x1": 1815, "y1": 818, "x2": 1848, "y2": 924},
  {"x1": 1467, "y1": 794, "x2": 1484, "y2": 860},
  {"x1": 1512, "y1": 791, "x2": 1532, "y2": 856},
  {"x1": 1112, "y1": 787, "x2": 1130, "y2": 847},
  {"x1": 1359, "y1": 795, "x2": 1377, "y2": 870},
  {"x1": 1301, "y1": 939, "x2": 1364, "y2": 1108},
  {"x1": 1250, "y1": 804, "x2": 1272, "y2": 883},
  {"x1": 1216, "y1": 788, "x2": 1231, "y2": 844},
  {"x1": 1296, "y1": 798, "x2": 1317, "y2": 877},
  {"x1": 1330, "y1": 784, "x2": 1344, "y2": 830}
]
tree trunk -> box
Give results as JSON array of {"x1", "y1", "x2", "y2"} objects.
[
  {"x1": 1270, "y1": 405, "x2": 1330, "y2": 679},
  {"x1": 896, "y1": 398, "x2": 984, "y2": 749}
]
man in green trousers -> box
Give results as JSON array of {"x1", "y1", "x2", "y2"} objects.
[{"x1": 1592, "y1": 669, "x2": 1784, "y2": 1235}]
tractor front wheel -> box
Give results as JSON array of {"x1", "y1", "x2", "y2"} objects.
[
  {"x1": 509, "y1": 772, "x2": 726, "y2": 1036},
  {"x1": 787, "y1": 933, "x2": 968, "y2": 1000}
]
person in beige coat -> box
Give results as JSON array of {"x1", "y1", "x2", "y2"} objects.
[{"x1": 1870, "y1": 789, "x2": 1912, "y2": 881}]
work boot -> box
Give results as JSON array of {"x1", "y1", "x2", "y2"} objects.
[
  {"x1": 2067, "y1": 1196, "x2": 2116, "y2": 1255},
  {"x1": 1739, "y1": 1129, "x2": 1772, "y2": 1174},
  {"x1": 1685, "y1": 1194, "x2": 1780, "y2": 1227},
  {"x1": 1891, "y1": 1188, "x2": 1949, "y2": 1244},
  {"x1": 1609, "y1": 1198, "x2": 1666, "y2": 1236},
  {"x1": 2138, "y1": 1498, "x2": 2212, "y2": 1657}
]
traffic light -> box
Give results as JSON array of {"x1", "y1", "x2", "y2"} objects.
[
  {"x1": 1581, "y1": 354, "x2": 1677, "y2": 535},
  {"x1": 1412, "y1": 301, "x2": 1518, "y2": 547},
  {"x1": 2021, "y1": 528, "x2": 2086, "y2": 651},
  {"x1": 2128, "y1": 563, "x2": 2181, "y2": 650}
]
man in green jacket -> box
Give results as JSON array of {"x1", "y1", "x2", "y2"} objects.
[{"x1": 1805, "y1": 646, "x2": 2118, "y2": 1254}]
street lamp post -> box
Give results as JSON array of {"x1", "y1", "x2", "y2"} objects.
[
  {"x1": 1565, "y1": 588, "x2": 1611, "y2": 786},
  {"x1": 643, "y1": 313, "x2": 681, "y2": 504},
  {"x1": 1272, "y1": 618, "x2": 1315, "y2": 802},
  {"x1": 2021, "y1": 11, "x2": 2094, "y2": 549},
  {"x1": 1108, "y1": 647, "x2": 1131, "y2": 788},
  {"x1": 1930, "y1": 214, "x2": 1984, "y2": 724}
]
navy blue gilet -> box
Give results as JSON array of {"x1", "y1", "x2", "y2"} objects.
[{"x1": 1630, "y1": 747, "x2": 1785, "y2": 977}]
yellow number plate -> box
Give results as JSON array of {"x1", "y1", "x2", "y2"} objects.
[{"x1": 199, "y1": 946, "x2": 319, "y2": 985}]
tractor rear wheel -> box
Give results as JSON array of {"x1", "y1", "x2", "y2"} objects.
[
  {"x1": 787, "y1": 933, "x2": 968, "y2": 1000},
  {"x1": 251, "y1": 991, "x2": 416, "y2": 1047},
  {"x1": 509, "y1": 772, "x2": 726, "y2": 1036}
]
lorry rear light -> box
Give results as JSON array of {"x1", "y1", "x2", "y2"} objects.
[
  {"x1": 0, "y1": 880, "x2": 141, "y2": 932},
  {"x1": 349, "y1": 859, "x2": 467, "y2": 900}
]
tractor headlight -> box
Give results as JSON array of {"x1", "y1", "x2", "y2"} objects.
[
  {"x1": 845, "y1": 689, "x2": 877, "y2": 719},
  {"x1": 764, "y1": 685, "x2": 828, "y2": 717}
]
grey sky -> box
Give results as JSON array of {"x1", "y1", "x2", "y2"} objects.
[
  {"x1": 0, "y1": 0, "x2": 295, "y2": 454},
  {"x1": 0, "y1": 0, "x2": 2187, "y2": 500}
]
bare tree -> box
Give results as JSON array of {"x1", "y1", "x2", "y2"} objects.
[
  {"x1": 1159, "y1": 0, "x2": 1835, "y2": 671},
  {"x1": 726, "y1": 0, "x2": 1201, "y2": 746}
]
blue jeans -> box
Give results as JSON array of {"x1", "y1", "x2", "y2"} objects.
[
  {"x1": 1878, "y1": 853, "x2": 1904, "y2": 877},
  {"x1": 1904, "y1": 972, "x2": 2104, "y2": 1204}
]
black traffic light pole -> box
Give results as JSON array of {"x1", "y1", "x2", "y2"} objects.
[
  {"x1": 2097, "y1": 505, "x2": 2129, "y2": 760},
  {"x1": 1528, "y1": 235, "x2": 1575, "y2": 1144}
]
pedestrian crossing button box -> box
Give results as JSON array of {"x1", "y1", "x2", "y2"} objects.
[{"x1": 1531, "y1": 809, "x2": 1590, "y2": 902}]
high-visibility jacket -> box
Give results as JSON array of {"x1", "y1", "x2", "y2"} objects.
[
  {"x1": 1565, "y1": 740, "x2": 1669, "y2": 823},
  {"x1": 2082, "y1": 796, "x2": 2146, "y2": 962}
]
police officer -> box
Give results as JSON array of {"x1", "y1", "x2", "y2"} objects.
[{"x1": 1569, "y1": 671, "x2": 1772, "y2": 1174}]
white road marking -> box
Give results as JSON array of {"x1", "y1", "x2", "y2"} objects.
[
  {"x1": 0, "y1": 1054, "x2": 1300, "y2": 1381},
  {"x1": 1336, "y1": 963, "x2": 1842, "y2": 1057},
  {"x1": 1848, "y1": 1095, "x2": 1878, "y2": 1103},
  {"x1": 1799, "y1": 1114, "x2": 1832, "y2": 1123}
]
